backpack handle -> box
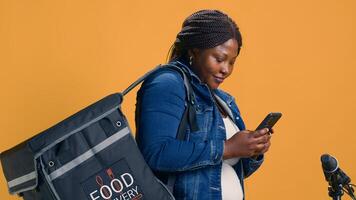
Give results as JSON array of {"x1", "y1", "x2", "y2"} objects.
[{"x1": 121, "y1": 65, "x2": 164, "y2": 96}]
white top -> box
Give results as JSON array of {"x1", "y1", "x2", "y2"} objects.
[{"x1": 221, "y1": 116, "x2": 243, "y2": 200}]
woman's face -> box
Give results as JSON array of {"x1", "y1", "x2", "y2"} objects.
[{"x1": 189, "y1": 38, "x2": 239, "y2": 89}]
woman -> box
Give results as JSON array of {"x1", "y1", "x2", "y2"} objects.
[{"x1": 135, "y1": 10, "x2": 272, "y2": 200}]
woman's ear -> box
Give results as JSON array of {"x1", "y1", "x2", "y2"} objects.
[
  {"x1": 188, "y1": 48, "x2": 200, "y2": 58},
  {"x1": 188, "y1": 49, "x2": 194, "y2": 58}
]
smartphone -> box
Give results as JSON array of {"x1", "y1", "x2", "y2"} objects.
[{"x1": 255, "y1": 112, "x2": 282, "y2": 132}]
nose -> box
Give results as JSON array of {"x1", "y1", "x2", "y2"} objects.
[{"x1": 220, "y1": 63, "x2": 229, "y2": 75}]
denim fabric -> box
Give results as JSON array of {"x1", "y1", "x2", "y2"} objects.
[{"x1": 135, "y1": 58, "x2": 264, "y2": 200}]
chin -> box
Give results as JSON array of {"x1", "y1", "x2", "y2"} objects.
[{"x1": 208, "y1": 84, "x2": 220, "y2": 90}]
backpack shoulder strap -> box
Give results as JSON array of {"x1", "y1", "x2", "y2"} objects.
[
  {"x1": 129, "y1": 63, "x2": 199, "y2": 194},
  {"x1": 162, "y1": 64, "x2": 199, "y2": 194},
  {"x1": 121, "y1": 64, "x2": 164, "y2": 96},
  {"x1": 126, "y1": 63, "x2": 199, "y2": 136},
  {"x1": 164, "y1": 64, "x2": 199, "y2": 135}
]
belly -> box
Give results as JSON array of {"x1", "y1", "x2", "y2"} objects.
[{"x1": 221, "y1": 162, "x2": 243, "y2": 200}]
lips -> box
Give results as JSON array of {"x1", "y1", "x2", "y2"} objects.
[{"x1": 213, "y1": 76, "x2": 225, "y2": 84}]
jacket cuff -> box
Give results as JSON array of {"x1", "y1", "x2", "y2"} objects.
[{"x1": 249, "y1": 154, "x2": 264, "y2": 166}]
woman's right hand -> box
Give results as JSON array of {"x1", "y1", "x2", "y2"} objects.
[{"x1": 223, "y1": 128, "x2": 271, "y2": 159}]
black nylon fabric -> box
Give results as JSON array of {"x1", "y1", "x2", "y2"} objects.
[
  {"x1": 0, "y1": 92, "x2": 174, "y2": 200},
  {"x1": 28, "y1": 93, "x2": 123, "y2": 153},
  {"x1": 0, "y1": 140, "x2": 36, "y2": 194},
  {"x1": 0, "y1": 62, "x2": 203, "y2": 199}
]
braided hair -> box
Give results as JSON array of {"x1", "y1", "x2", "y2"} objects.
[{"x1": 167, "y1": 9, "x2": 242, "y2": 62}]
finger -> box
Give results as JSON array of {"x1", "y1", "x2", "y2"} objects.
[
  {"x1": 255, "y1": 142, "x2": 270, "y2": 155},
  {"x1": 269, "y1": 128, "x2": 274, "y2": 135},
  {"x1": 252, "y1": 128, "x2": 269, "y2": 138},
  {"x1": 262, "y1": 141, "x2": 271, "y2": 152},
  {"x1": 254, "y1": 143, "x2": 266, "y2": 152},
  {"x1": 238, "y1": 130, "x2": 252, "y2": 135},
  {"x1": 255, "y1": 141, "x2": 271, "y2": 154},
  {"x1": 253, "y1": 134, "x2": 270, "y2": 144},
  {"x1": 265, "y1": 133, "x2": 272, "y2": 141}
]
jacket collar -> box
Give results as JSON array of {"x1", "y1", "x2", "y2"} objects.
[
  {"x1": 170, "y1": 58, "x2": 203, "y2": 84},
  {"x1": 213, "y1": 89, "x2": 234, "y2": 105}
]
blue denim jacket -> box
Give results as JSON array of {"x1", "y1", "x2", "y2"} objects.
[{"x1": 135, "y1": 58, "x2": 264, "y2": 200}]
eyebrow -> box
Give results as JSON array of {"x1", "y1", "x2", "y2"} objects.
[{"x1": 220, "y1": 52, "x2": 238, "y2": 59}]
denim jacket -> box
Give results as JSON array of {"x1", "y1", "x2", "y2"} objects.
[{"x1": 135, "y1": 58, "x2": 264, "y2": 200}]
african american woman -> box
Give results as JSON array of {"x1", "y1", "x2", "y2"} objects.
[{"x1": 135, "y1": 10, "x2": 273, "y2": 200}]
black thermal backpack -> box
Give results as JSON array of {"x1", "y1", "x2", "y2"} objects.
[{"x1": 0, "y1": 63, "x2": 198, "y2": 200}]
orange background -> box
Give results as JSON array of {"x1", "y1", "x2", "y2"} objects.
[{"x1": 1, "y1": 0, "x2": 355, "y2": 199}]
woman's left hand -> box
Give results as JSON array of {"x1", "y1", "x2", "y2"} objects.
[{"x1": 254, "y1": 128, "x2": 274, "y2": 155}]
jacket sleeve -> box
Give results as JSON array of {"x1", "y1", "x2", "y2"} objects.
[
  {"x1": 240, "y1": 155, "x2": 264, "y2": 178},
  {"x1": 135, "y1": 69, "x2": 224, "y2": 173}
]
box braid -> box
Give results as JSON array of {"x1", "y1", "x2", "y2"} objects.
[{"x1": 167, "y1": 9, "x2": 242, "y2": 62}]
